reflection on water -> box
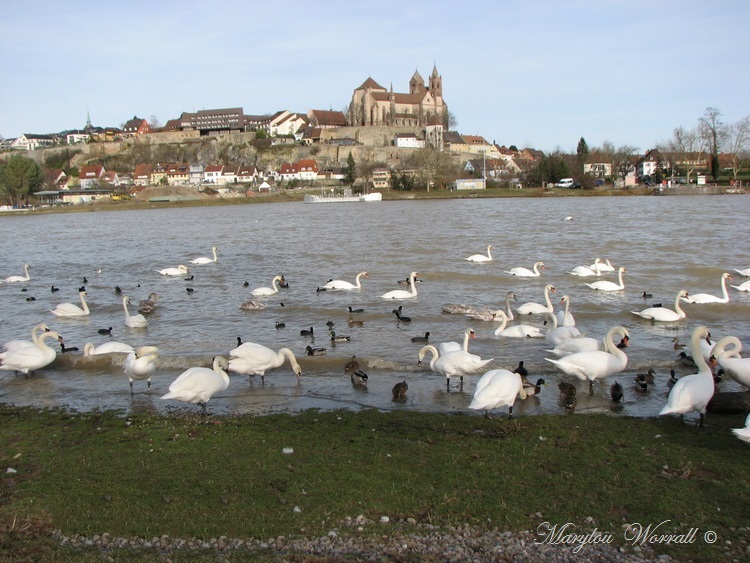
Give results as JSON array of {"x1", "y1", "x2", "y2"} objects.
[{"x1": 0, "y1": 195, "x2": 749, "y2": 420}]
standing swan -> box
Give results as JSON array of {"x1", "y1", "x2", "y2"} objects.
[
  {"x1": 2, "y1": 323, "x2": 50, "y2": 356},
  {"x1": 251, "y1": 275, "x2": 284, "y2": 296},
  {"x1": 505, "y1": 261, "x2": 544, "y2": 277},
  {"x1": 516, "y1": 284, "x2": 556, "y2": 315},
  {"x1": 124, "y1": 346, "x2": 159, "y2": 395},
  {"x1": 228, "y1": 342, "x2": 302, "y2": 382},
  {"x1": 4, "y1": 263, "x2": 31, "y2": 283},
  {"x1": 122, "y1": 296, "x2": 149, "y2": 328},
  {"x1": 381, "y1": 271, "x2": 419, "y2": 299},
  {"x1": 417, "y1": 343, "x2": 493, "y2": 391},
  {"x1": 545, "y1": 326, "x2": 629, "y2": 390},
  {"x1": 321, "y1": 271, "x2": 368, "y2": 290},
  {"x1": 631, "y1": 290, "x2": 689, "y2": 322},
  {"x1": 468, "y1": 369, "x2": 526, "y2": 419},
  {"x1": 585, "y1": 266, "x2": 626, "y2": 291},
  {"x1": 161, "y1": 356, "x2": 229, "y2": 416},
  {"x1": 682, "y1": 272, "x2": 732, "y2": 304},
  {"x1": 493, "y1": 311, "x2": 544, "y2": 338},
  {"x1": 659, "y1": 325, "x2": 715, "y2": 427},
  {"x1": 710, "y1": 336, "x2": 750, "y2": 388},
  {"x1": 190, "y1": 246, "x2": 219, "y2": 265},
  {"x1": 466, "y1": 245, "x2": 493, "y2": 262},
  {"x1": 0, "y1": 330, "x2": 61, "y2": 375},
  {"x1": 50, "y1": 290, "x2": 90, "y2": 317}
]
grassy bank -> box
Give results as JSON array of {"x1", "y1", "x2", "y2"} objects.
[{"x1": 0, "y1": 405, "x2": 747, "y2": 561}]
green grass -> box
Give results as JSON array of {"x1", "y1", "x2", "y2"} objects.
[{"x1": 0, "y1": 406, "x2": 747, "y2": 561}]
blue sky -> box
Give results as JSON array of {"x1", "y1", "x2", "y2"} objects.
[{"x1": 1, "y1": 0, "x2": 748, "y2": 153}]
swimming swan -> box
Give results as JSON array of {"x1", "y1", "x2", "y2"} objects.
[
  {"x1": 543, "y1": 312, "x2": 582, "y2": 346},
  {"x1": 228, "y1": 342, "x2": 302, "y2": 382},
  {"x1": 190, "y1": 246, "x2": 218, "y2": 265},
  {"x1": 556, "y1": 295, "x2": 576, "y2": 326},
  {"x1": 493, "y1": 311, "x2": 544, "y2": 338},
  {"x1": 505, "y1": 261, "x2": 544, "y2": 277},
  {"x1": 465, "y1": 245, "x2": 493, "y2": 262},
  {"x1": 659, "y1": 325, "x2": 714, "y2": 427},
  {"x1": 161, "y1": 356, "x2": 229, "y2": 415},
  {"x1": 585, "y1": 266, "x2": 626, "y2": 291},
  {"x1": 631, "y1": 290, "x2": 689, "y2": 322},
  {"x1": 1, "y1": 323, "x2": 50, "y2": 356},
  {"x1": 321, "y1": 271, "x2": 368, "y2": 290},
  {"x1": 568, "y1": 259, "x2": 602, "y2": 277},
  {"x1": 545, "y1": 326, "x2": 629, "y2": 390},
  {"x1": 122, "y1": 296, "x2": 149, "y2": 328},
  {"x1": 468, "y1": 369, "x2": 526, "y2": 419},
  {"x1": 681, "y1": 272, "x2": 732, "y2": 304},
  {"x1": 157, "y1": 265, "x2": 190, "y2": 276},
  {"x1": 0, "y1": 330, "x2": 60, "y2": 375},
  {"x1": 516, "y1": 284, "x2": 556, "y2": 315},
  {"x1": 381, "y1": 271, "x2": 419, "y2": 299},
  {"x1": 83, "y1": 341, "x2": 135, "y2": 356},
  {"x1": 50, "y1": 290, "x2": 90, "y2": 317},
  {"x1": 4, "y1": 263, "x2": 31, "y2": 283},
  {"x1": 251, "y1": 275, "x2": 284, "y2": 296},
  {"x1": 124, "y1": 345, "x2": 159, "y2": 395}
]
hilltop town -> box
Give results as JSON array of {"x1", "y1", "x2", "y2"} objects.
[{"x1": 1, "y1": 68, "x2": 746, "y2": 207}]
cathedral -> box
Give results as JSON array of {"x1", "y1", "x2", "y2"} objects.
[{"x1": 349, "y1": 65, "x2": 447, "y2": 128}]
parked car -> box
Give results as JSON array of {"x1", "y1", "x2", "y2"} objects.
[
  {"x1": 556, "y1": 178, "x2": 575, "y2": 189},
  {"x1": 570, "y1": 182, "x2": 582, "y2": 189}
]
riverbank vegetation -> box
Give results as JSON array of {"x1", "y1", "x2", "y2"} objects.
[{"x1": 0, "y1": 405, "x2": 747, "y2": 561}]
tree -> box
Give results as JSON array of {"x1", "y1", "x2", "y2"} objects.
[
  {"x1": 0, "y1": 154, "x2": 44, "y2": 207},
  {"x1": 443, "y1": 110, "x2": 458, "y2": 130},
  {"x1": 722, "y1": 115, "x2": 750, "y2": 181},
  {"x1": 660, "y1": 126, "x2": 703, "y2": 183},
  {"x1": 149, "y1": 115, "x2": 161, "y2": 129},
  {"x1": 613, "y1": 145, "x2": 638, "y2": 188},
  {"x1": 407, "y1": 147, "x2": 457, "y2": 191},
  {"x1": 576, "y1": 137, "x2": 589, "y2": 176},
  {"x1": 390, "y1": 170, "x2": 415, "y2": 191},
  {"x1": 699, "y1": 107, "x2": 725, "y2": 179},
  {"x1": 344, "y1": 152, "x2": 356, "y2": 186}
]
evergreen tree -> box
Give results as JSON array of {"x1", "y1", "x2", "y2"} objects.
[
  {"x1": 344, "y1": 152, "x2": 356, "y2": 186},
  {"x1": 576, "y1": 137, "x2": 589, "y2": 175},
  {"x1": 0, "y1": 154, "x2": 44, "y2": 207}
]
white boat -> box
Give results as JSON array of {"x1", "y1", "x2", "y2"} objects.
[{"x1": 304, "y1": 189, "x2": 382, "y2": 204}]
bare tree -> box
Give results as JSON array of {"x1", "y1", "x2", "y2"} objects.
[
  {"x1": 661, "y1": 126, "x2": 704, "y2": 183},
  {"x1": 699, "y1": 107, "x2": 725, "y2": 179},
  {"x1": 408, "y1": 147, "x2": 458, "y2": 191},
  {"x1": 613, "y1": 145, "x2": 638, "y2": 188},
  {"x1": 722, "y1": 116, "x2": 750, "y2": 181}
]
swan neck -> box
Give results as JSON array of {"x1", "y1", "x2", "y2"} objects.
[{"x1": 690, "y1": 330, "x2": 711, "y2": 374}]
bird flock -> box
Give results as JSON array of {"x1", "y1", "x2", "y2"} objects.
[{"x1": 1, "y1": 244, "x2": 749, "y2": 443}]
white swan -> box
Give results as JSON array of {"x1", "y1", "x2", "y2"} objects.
[
  {"x1": 546, "y1": 336, "x2": 604, "y2": 357},
  {"x1": 631, "y1": 290, "x2": 689, "y2": 322},
  {"x1": 4, "y1": 263, "x2": 31, "y2": 283},
  {"x1": 734, "y1": 267, "x2": 750, "y2": 277},
  {"x1": 505, "y1": 261, "x2": 544, "y2": 277},
  {"x1": 251, "y1": 275, "x2": 284, "y2": 296},
  {"x1": 682, "y1": 272, "x2": 732, "y2": 304},
  {"x1": 493, "y1": 311, "x2": 544, "y2": 338},
  {"x1": 556, "y1": 295, "x2": 576, "y2": 326},
  {"x1": 502, "y1": 291, "x2": 517, "y2": 321},
  {"x1": 568, "y1": 259, "x2": 602, "y2": 277},
  {"x1": 321, "y1": 271, "x2": 368, "y2": 290},
  {"x1": 732, "y1": 413, "x2": 750, "y2": 444},
  {"x1": 465, "y1": 245, "x2": 493, "y2": 262},
  {"x1": 228, "y1": 342, "x2": 302, "y2": 382},
  {"x1": 50, "y1": 290, "x2": 90, "y2": 317},
  {"x1": 468, "y1": 369, "x2": 526, "y2": 418},
  {"x1": 585, "y1": 266, "x2": 626, "y2": 291},
  {"x1": 157, "y1": 265, "x2": 190, "y2": 276},
  {"x1": 589, "y1": 258, "x2": 614, "y2": 272},
  {"x1": 710, "y1": 336, "x2": 750, "y2": 389},
  {"x1": 161, "y1": 356, "x2": 229, "y2": 415},
  {"x1": 124, "y1": 345, "x2": 159, "y2": 395},
  {"x1": 122, "y1": 296, "x2": 148, "y2": 328},
  {"x1": 0, "y1": 330, "x2": 60, "y2": 375},
  {"x1": 381, "y1": 271, "x2": 419, "y2": 299},
  {"x1": 190, "y1": 246, "x2": 218, "y2": 265},
  {"x1": 545, "y1": 326, "x2": 629, "y2": 389},
  {"x1": 1, "y1": 323, "x2": 50, "y2": 356},
  {"x1": 543, "y1": 312, "x2": 581, "y2": 346},
  {"x1": 438, "y1": 328, "x2": 477, "y2": 355},
  {"x1": 418, "y1": 344, "x2": 493, "y2": 390},
  {"x1": 731, "y1": 280, "x2": 750, "y2": 292},
  {"x1": 516, "y1": 284, "x2": 556, "y2": 315},
  {"x1": 83, "y1": 341, "x2": 134, "y2": 356},
  {"x1": 659, "y1": 325, "x2": 715, "y2": 427}
]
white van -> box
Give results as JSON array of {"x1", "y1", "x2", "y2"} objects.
[{"x1": 556, "y1": 178, "x2": 575, "y2": 189}]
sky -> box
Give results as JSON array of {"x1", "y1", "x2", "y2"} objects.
[{"x1": 1, "y1": 0, "x2": 749, "y2": 153}]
